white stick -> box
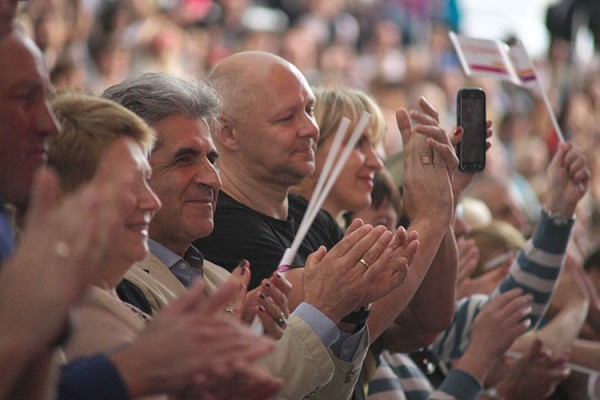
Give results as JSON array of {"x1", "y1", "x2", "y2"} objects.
[
  {"x1": 536, "y1": 78, "x2": 566, "y2": 143},
  {"x1": 277, "y1": 117, "x2": 350, "y2": 270},
  {"x1": 277, "y1": 112, "x2": 371, "y2": 272}
]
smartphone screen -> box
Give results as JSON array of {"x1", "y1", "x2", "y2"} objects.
[{"x1": 456, "y1": 88, "x2": 486, "y2": 172}]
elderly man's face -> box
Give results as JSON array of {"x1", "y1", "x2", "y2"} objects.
[
  {"x1": 148, "y1": 114, "x2": 221, "y2": 254},
  {"x1": 0, "y1": 31, "x2": 59, "y2": 203}
]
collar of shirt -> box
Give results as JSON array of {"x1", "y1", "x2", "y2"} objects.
[{"x1": 148, "y1": 239, "x2": 203, "y2": 287}]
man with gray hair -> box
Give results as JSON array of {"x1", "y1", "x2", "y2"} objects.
[{"x1": 104, "y1": 72, "x2": 407, "y2": 399}]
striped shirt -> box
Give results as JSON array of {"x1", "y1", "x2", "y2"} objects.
[{"x1": 367, "y1": 211, "x2": 573, "y2": 400}]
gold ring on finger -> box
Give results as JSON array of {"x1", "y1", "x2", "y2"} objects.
[{"x1": 359, "y1": 258, "x2": 370, "y2": 269}]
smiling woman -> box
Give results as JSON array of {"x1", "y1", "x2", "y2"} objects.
[
  {"x1": 292, "y1": 86, "x2": 385, "y2": 222},
  {"x1": 47, "y1": 91, "x2": 164, "y2": 366}
]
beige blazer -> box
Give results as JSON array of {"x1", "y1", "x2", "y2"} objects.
[
  {"x1": 125, "y1": 253, "x2": 369, "y2": 400},
  {"x1": 61, "y1": 286, "x2": 166, "y2": 400}
]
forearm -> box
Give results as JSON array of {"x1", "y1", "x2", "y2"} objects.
[
  {"x1": 537, "y1": 298, "x2": 589, "y2": 355},
  {"x1": 570, "y1": 338, "x2": 600, "y2": 370},
  {"x1": 494, "y1": 210, "x2": 573, "y2": 325},
  {"x1": 367, "y1": 219, "x2": 449, "y2": 343},
  {"x1": 397, "y1": 224, "x2": 457, "y2": 332},
  {"x1": 452, "y1": 346, "x2": 496, "y2": 387}
]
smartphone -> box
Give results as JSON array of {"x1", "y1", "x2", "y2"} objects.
[{"x1": 456, "y1": 88, "x2": 486, "y2": 172}]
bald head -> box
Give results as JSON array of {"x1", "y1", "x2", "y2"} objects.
[
  {"x1": 207, "y1": 51, "x2": 319, "y2": 190},
  {"x1": 209, "y1": 51, "x2": 309, "y2": 119}
]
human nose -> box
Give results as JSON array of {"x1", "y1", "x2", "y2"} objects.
[
  {"x1": 298, "y1": 114, "x2": 319, "y2": 141},
  {"x1": 140, "y1": 182, "x2": 162, "y2": 212},
  {"x1": 37, "y1": 99, "x2": 60, "y2": 138},
  {"x1": 365, "y1": 143, "x2": 383, "y2": 171},
  {"x1": 194, "y1": 160, "x2": 222, "y2": 190}
]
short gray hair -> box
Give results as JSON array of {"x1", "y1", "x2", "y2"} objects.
[{"x1": 102, "y1": 73, "x2": 221, "y2": 148}]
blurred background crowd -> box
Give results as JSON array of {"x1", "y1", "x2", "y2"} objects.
[{"x1": 13, "y1": 0, "x2": 600, "y2": 256}]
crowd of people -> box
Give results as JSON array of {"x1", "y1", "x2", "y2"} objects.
[{"x1": 2, "y1": 0, "x2": 600, "y2": 399}]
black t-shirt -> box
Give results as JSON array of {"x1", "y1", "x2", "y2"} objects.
[{"x1": 194, "y1": 191, "x2": 344, "y2": 289}]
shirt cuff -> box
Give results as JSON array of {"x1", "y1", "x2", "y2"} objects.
[
  {"x1": 293, "y1": 302, "x2": 339, "y2": 348},
  {"x1": 436, "y1": 368, "x2": 482, "y2": 400},
  {"x1": 59, "y1": 354, "x2": 129, "y2": 400},
  {"x1": 332, "y1": 325, "x2": 368, "y2": 362}
]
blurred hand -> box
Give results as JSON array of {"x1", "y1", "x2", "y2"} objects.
[
  {"x1": 469, "y1": 289, "x2": 533, "y2": 363},
  {"x1": 111, "y1": 279, "x2": 278, "y2": 398},
  {"x1": 494, "y1": 339, "x2": 571, "y2": 400},
  {"x1": 0, "y1": 139, "x2": 141, "y2": 350},
  {"x1": 545, "y1": 142, "x2": 590, "y2": 217}
]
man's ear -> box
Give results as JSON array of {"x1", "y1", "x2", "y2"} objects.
[{"x1": 214, "y1": 113, "x2": 239, "y2": 151}]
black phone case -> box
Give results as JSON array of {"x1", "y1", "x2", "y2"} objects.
[{"x1": 456, "y1": 88, "x2": 486, "y2": 172}]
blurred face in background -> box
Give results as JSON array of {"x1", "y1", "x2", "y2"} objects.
[{"x1": 0, "y1": 30, "x2": 59, "y2": 203}]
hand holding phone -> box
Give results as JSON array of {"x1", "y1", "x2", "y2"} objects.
[{"x1": 456, "y1": 88, "x2": 486, "y2": 172}]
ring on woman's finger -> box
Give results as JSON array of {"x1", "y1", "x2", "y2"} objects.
[
  {"x1": 421, "y1": 155, "x2": 432, "y2": 165},
  {"x1": 54, "y1": 241, "x2": 71, "y2": 258},
  {"x1": 359, "y1": 258, "x2": 370, "y2": 269},
  {"x1": 224, "y1": 305, "x2": 234, "y2": 313},
  {"x1": 274, "y1": 315, "x2": 286, "y2": 327}
]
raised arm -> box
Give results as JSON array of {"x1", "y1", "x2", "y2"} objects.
[{"x1": 371, "y1": 97, "x2": 458, "y2": 348}]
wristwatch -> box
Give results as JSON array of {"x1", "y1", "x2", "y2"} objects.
[
  {"x1": 480, "y1": 388, "x2": 504, "y2": 400},
  {"x1": 542, "y1": 206, "x2": 574, "y2": 226},
  {"x1": 341, "y1": 304, "x2": 372, "y2": 325}
]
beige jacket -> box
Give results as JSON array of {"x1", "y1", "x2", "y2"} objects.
[
  {"x1": 124, "y1": 253, "x2": 369, "y2": 400},
  {"x1": 61, "y1": 286, "x2": 165, "y2": 400}
]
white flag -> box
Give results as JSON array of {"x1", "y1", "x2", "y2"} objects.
[{"x1": 449, "y1": 31, "x2": 563, "y2": 142}]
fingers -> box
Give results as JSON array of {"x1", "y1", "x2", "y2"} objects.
[
  {"x1": 270, "y1": 271, "x2": 293, "y2": 297},
  {"x1": 343, "y1": 218, "x2": 365, "y2": 238},
  {"x1": 305, "y1": 245, "x2": 327, "y2": 267},
  {"x1": 164, "y1": 279, "x2": 208, "y2": 316},
  {"x1": 200, "y1": 278, "x2": 240, "y2": 316},
  {"x1": 328, "y1": 224, "x2": 377, "y2": 261},
  {"x1": 261, "y1": 277, "x2": 290, "y2": 318},
  {"x1": 362, "y1": 247, "x2": 394, "y2": 281},
  {"x1": 357, "y1": 228, "x2": 393, "y2": 268},
  {"x1": 427, "y1": 137, "x2": 459, "y2": 171},
  {"x1": 256, "y1": 292, "x2": 287, "y2": 340},
  {"x1": 563, "y1": 144, "x2": 590, "y2": 183},
  {"x1": 396, "y1": 109, "x2": 412, "y2": 144},
  {"x1": 417, "y1": 96, "x2": 440, "y2": 123},
  {"x1": 449, "y1": 127, "x2": 464, "y2": 147}
]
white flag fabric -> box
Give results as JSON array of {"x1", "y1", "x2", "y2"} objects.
[
  {"x1": 448, "y1": 31, "x2": 542, "y2": 89},
  {"x1": 449, "y1": 32, "x2": 564, "y2": 142}
]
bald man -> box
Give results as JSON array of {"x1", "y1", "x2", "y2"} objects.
[{"x1": 195, "y1": 51, "x2": 461, "y2": 399}]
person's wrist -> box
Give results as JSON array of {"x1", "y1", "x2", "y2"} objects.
[
  {"x1": 340, "y1": 304, "x2": 371, "y2": 325},
  {"x1": 541, "y1": 205, "x2": 575, "y2": 226}
]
